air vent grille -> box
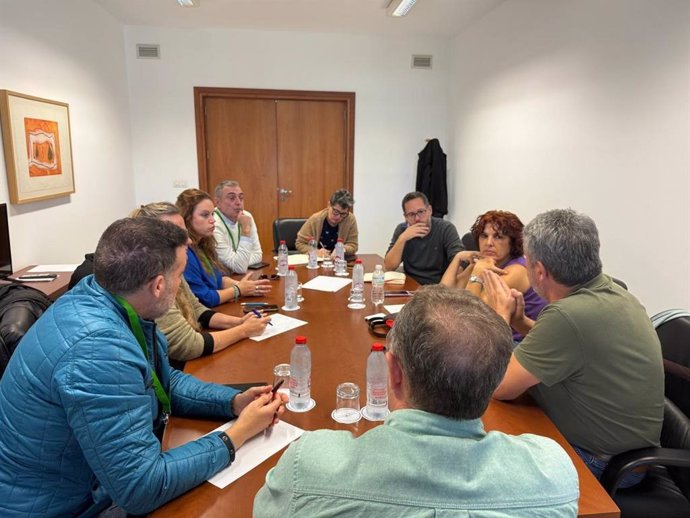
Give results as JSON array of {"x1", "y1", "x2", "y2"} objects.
[
  {"x1": 137, "y1": 44, "x2": 160, "y2": 59},
  {"x1": 412, "y1": 54, "x2": 432, "y2": 69}
]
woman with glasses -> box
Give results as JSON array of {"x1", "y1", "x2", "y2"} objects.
[
  {"x1": 441, "y1": 210, "x2": 546, "y2": 341},
  {"x1": 176, "y1": 189, "x2": 271, "y2": 308},
  {"x1": 296, "y1": 189, "x2": 359, "y2": 258}
]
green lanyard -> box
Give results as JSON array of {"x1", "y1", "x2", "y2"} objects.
[
  {"x1": 215, "y1": 209, "x2": 240, "y2": 252},
  {"x1": 114, "y1": 295, "x2": 171, "y2": 419}
]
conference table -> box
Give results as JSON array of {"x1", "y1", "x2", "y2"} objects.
[{"x1": 151, "y1": 254, "x2": 619, "y2": 518}]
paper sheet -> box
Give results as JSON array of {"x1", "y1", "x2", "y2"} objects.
[
  {"x1": 272, "y1": 254, "x2": 324, "y2": 266},
  {"x1": 250, "y1": 313, "x2": 307, "y2": 342},
  {"x1": 384, "y1": 304, "x2": 405, "y2": 314},
  {"x1": 301, "y1": 276, "x2": 352, "y2": 292},
  {"x1": 363, "y1": 271, "x2": 406, "y2": 284},
  {"x1": 28, "y1": 264, "x2": 79, "y2": 273},
  {"x1": 207, "y1": 419, "x2": 305, "y2": 489}
]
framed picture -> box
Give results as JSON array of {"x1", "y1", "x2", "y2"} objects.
[{"x1": 0, "y1": 90, "x2": 75, "y2": 204}]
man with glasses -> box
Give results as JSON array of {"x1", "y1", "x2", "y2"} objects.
[
  {"x1": 213, "y1": 180, "x2": 263, "y2": 273},
  {"x1": 296, "y1": 189, "x2": 358, "y2": 258},
  {"x1": 385, "y1": 191, "x2": 463, "y2": 284}
]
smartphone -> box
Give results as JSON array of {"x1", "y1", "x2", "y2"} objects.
[
  {"x1": 242, "y1": 305, "x2": 279, "y2": 314},
  {"x1": 248, "y1": 262, "x2": 269, "y2": 270}
]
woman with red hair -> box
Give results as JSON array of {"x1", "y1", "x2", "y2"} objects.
[{"x1": 441, "y1": 210, "x2": 546, "y2": 340}]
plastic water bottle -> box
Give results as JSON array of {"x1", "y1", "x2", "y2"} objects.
[
  {"x1": 334, "y1": 238, "x2": 347, "y2": 276},
  {"x1": 352, "y1": 259, "x2": 364, "y2": 293},
  {"x1": 277, "y1": 240, "x2": 289, "y2": 277},
  {"x1": 366, "y1": 343, "x2": 388, "y2": 420},
  {"x1": 371, "y1": 264, "x2": 385, "y2": 305},
  {"x1": 307, "y1": 236, "x2": 318, "y2": 269},
  {"x1": 283, "y1": 265, "x2": 299, "y2": 310},
  {"x1": 347, "y1": 259, "x2": 365, "y2": 309},
  {"x1": 289, "y1": 335, "x2": 311, "y2": 410}
]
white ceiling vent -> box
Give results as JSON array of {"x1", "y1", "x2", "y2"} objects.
[
  {"x1": 412, "y1": 54, "x2": 432, "y2": 69},
  {"x1": 136, "y1": 44, "x2": 160, "y2": 59}
]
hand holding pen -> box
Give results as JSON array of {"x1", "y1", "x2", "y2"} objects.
[{"x1": 252, "y1": 308, "x2": 273, "y2": 326}]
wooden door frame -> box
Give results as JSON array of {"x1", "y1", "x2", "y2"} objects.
[{"x1": 194, "y1": 87, "x2": 355, "y2": 193}]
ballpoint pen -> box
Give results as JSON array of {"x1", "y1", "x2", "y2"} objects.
[{"x1": 252, "y1": 308, "x2": 273, "y2": 325}]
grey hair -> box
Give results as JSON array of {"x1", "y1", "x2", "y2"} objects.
[
  {"x1": 129, "y1": 201, "x2": 180, "y2": 219},
  {"x1": 214, "y1": 180, "x2": 241, "y2": 199},
  {"x1": 387, "y1": 285, "x2": 513, "y2": 420},
  {"x1": 329, "y1": 189, "x2": 354, "y2": 210},
  {"x1": 401, "y1": 191, "x2": 429, "y2": 212},
  {"x1": 94, "y1": 218, "x2": 188, "y2": 295},
  {"x1": 524, "y1": 208, "x2": 602, "y2": 287}
]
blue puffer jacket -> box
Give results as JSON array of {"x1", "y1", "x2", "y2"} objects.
[{"x1": 0, "y1": 276, "x2": 240, "y2": 516}]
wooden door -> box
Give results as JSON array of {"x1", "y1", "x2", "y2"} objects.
[{"x1": 195, "y1": 88, "x2": 355, "y2": 251}]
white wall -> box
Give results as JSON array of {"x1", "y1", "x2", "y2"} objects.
[
  {"x1": 124, "y1": 26, "x2": 450, "y2": 255},
  {"x1": 449, "y1": 0, "x2": 690, "y2": 314},
  {"x1": 0, "y1": 0, "x2": 134, "y2": 266}
]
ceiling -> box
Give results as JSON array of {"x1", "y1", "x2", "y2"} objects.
[{"x1": 92, "y1": 0, "x2": 505, "y2": 38}]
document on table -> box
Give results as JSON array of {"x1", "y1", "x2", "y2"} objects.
[
  {"x1": 302, "y1": 276, "x2": 352, "y2": 292},
  {"x1": 207, "y1": 419, "x2": 305, "y2": 489},
  {"x1": 272, "y1": 254, "x2": 324, "y2": 266},
  {"x1": 363, "y1": 271, "x2": 406, "y2": 284},
  {"x1": 384, "y1": 304, "x2": 406, "y2": 314},
  {"x1": 28, "y1": 264, "x2": 79, "y2": 273},
  {"x1": 250, "y1": 313, "x2": 307, "y2": 342}
]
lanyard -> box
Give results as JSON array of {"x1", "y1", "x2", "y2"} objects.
[
  {"x1": 215, "y1": 209, "x2": 240, "y2": 252},
  {"x1": 113, "y1": 295, "x2": 171, "y2": 419}
]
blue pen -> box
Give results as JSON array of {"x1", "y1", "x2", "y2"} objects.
[{"x1": 252, "y1": 308, "x2": 273, "y2": 325}]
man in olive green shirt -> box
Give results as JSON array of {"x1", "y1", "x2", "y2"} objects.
[{"x1": 483, "y1": 209, "x2": 664, "y2": 488}]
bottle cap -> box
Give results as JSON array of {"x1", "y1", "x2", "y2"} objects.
[
  {"x1": 280, "y1": 240, "x2": 286, "y2": 244},
  {"x1": 355, "y1": 259, "x2": 362, "y2": 264},
  {"x1": 295, "y1": 335, "x2": 307, "y2": 344},
  {"x1": 371, "y1": 343, "x2": 384, "y2": 351},
  {"x1": 337, "y1": 238, "x2": 344, "y2": 242},
  {"x1": 288, "y1": 265, "x2": 296, "y2": 270}
]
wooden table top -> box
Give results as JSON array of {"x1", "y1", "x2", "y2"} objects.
[
  {"x1": 151, "y1": 254, "x2": 619, "y2": 518},
  {"x1": 0, "y1": 265, "x2": 71, "y2": 300}
]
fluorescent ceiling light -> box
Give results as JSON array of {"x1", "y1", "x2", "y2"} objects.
[
  {"x1": 388, "y1": 0, "x2": 417, "y2": 17},
  {"x1": 177, "y1": 0, "x2": 199, "y2": 7}
]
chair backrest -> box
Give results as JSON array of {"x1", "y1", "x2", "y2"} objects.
[
  {"x1": 653, "y1": 310, "x2": 690, "y2": 418},
  {"x1": 461, "y1": 232, "x2": 478, "y2": 251},
  {"x1": 272, "y1": 218, "x2": 306, "y2": 252}
]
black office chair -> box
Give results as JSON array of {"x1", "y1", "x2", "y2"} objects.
[
  {"x1": 272, "y1": 218, "x2": 306, "y2": 254},
  {"x1": 461, "y1": 232, "x2": 478, "y2": 251},
  {"x1": 600, "y1": 310, "x2": 690, "y2": 517}
]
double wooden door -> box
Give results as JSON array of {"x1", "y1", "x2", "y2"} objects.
[{"x1": 195, "y1": 88, "x2": 355, "y2": 250}]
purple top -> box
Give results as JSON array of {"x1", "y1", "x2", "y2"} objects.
[{"x1": 503, "y1": 256, "x2": 547, "y2": 342}]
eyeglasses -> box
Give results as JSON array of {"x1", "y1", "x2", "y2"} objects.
[
  {"x1": 404, "y1": 208, "x2": 428, "y2": 220},
  {"x1": 330, "y1": 206, "x2": 350, "y2": 218}
]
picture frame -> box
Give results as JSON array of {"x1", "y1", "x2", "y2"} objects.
[{"x1": 0, "y1": 90, "x2": 75, "y2": 204}]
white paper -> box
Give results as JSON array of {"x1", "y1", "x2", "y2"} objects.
[
  {"x1": 384, "y1": 304, "x2": 406, "y2": 313},
  {"x1": 28, "y1": 264, "x2": 79, "y2": 273},
  {"x1": 272, "y1": 254, "x2": 324, "y2": 266},
  {"x1": 363, "y1": 271, "x2": 406, "y2": 284},
  {"x1": 250, "y1": 313, "x2": 307, "y2": 342},
  {"x1": 302, "y1": 276, "x2": 352, "y2": 292},
  {"x1": 207, "y1": 419, "x2": 305, "y2": 489}
]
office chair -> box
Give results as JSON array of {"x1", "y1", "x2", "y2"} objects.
[
  {"x1": 272, "y1": 218, "x2": 307, "y2": 254},
  {"x1": 461, "y1": 232, "x2": 478, "y2": 251},
  {"x1": 599, "y1": 310, "x2": 690, "y2": 517}
]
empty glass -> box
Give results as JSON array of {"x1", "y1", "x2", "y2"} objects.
[
  {"x1": 331, "y1": 382, "x2": 361, "y2": 424},
  {"x1": 272, "y1": 363, "x2": 291, "y2": 396}
]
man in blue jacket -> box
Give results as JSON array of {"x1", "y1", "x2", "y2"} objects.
[{"x1": 0, "y1": 217, "x2": 285, "y2": 516}]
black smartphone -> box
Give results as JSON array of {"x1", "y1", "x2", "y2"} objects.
[
  {"x1": 384, "y1": 290, "x2": 413, "y2": 297},
  {"x1": 248, "y1": 262, "x2": 269, "y2": 270}
]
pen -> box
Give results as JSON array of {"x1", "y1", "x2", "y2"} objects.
[
  {"x1": 252, "y1": 308, "x2": 274, "y2": 325},
  {"x1": 271, "y1": 379, "x2": 284, "y2": 394}
]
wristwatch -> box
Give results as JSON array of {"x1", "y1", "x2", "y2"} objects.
[{"x1": 469, "y1": 275, "x2": 484, "y2": 286}]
